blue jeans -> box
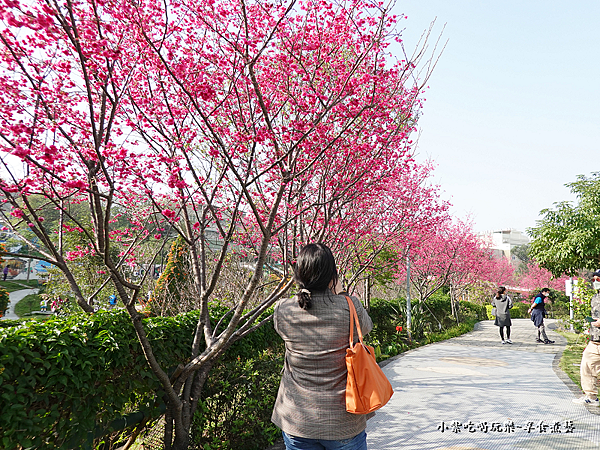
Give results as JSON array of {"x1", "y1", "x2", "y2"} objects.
[{"x1": 282, "y1": 430, "x2": 367, "y2": 450}]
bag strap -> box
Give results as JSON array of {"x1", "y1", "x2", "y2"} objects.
[{"x1": 345, "y1": 296, "x2": 364, "y2": 347}]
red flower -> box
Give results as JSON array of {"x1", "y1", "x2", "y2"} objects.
[{"x1": 396, "y1": 326, "x2": 402, "y2": 332}]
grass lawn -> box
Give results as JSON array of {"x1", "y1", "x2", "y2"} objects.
[
  {"x1": 0, "y1": 279, "x2": 40, "y2": 293},
  {"x1": 555, "y1": 330, "x2": 588, "y2": 389},
  {"x1": 14, "y1": 293, "x2": 44, "y2": 318}
]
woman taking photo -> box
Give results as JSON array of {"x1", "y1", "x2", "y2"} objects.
[
  {"x1": 492, "y1": 286, "x2": 513, "y2": 344},
  {"x1": 271, "y1": 243, "x2": 373, "y2": 450}
]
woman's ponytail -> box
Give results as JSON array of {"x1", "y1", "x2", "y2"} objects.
[{"x1": 296, "y1": 287, "x2": 312, "y2": 310}]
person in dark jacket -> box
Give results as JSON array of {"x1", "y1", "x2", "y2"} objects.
[
  {"x1": 492, "y1": 286, "x2": 513, "y2": 344},
  {"x1": 528, "y1": 288, "x2": 554, "y2": 344}
]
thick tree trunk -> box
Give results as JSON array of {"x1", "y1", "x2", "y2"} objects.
[{"x1": 166, "y1": 356, "x2": 215, "y2": 449}]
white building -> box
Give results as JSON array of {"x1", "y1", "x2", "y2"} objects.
[{"x1": 479, "y1": 229, "x2": 530, "y2": 265}]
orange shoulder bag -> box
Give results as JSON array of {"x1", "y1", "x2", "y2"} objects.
[{"x1": 344, "y1": 296, "x2": 394, "y2": 414}]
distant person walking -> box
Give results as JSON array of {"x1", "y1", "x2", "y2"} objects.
[
  {"x1": 492, "y1": 286, "x2": 513, "y2": 344},
  {"x1": 528, "y1": 288, "x2": 554, "y2": 344},
  {"x1": 3, "y1": 266, "x2": 8, "y2": 281}
]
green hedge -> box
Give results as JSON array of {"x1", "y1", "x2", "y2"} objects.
[
  {"x1": 368, "y1": 296, "x2": 486, "y2": 339},
  {"x1": 485, "y1": 301, "x2": 531, "y2": 320},
  {"x1": 0, "y1": 318, "x2": 24, "y2": 329},
  {"x1": 0, "y1": 309, "x2": 280, "y2": 450},
  {"x1": 459, "y1": 299, "x2": 488, "y2": 322},
  {"x1": 0, "y1": 296, "x2": 485, "y2": 450},
  {"x1": 0, "y1": 310, "x2": 195, "y2": 449},
  {"x1": 509, "y1": 302, "x2": 530, "y2": 319}
]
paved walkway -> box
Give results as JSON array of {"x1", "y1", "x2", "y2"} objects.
[
  {"x1": 267, "y1": 319, "x2": 600, "y2": 449},
  {"x1": 367, "y1": 319, "x2": 600, "y2": 449},
  {"x1": 1, "y1": 288, "x2": 39, "y2": 320}
]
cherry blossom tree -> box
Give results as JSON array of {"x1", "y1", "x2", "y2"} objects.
[
  {"x1": 451, "y1": 249, "x2": 515, "y2": 306},
  {"x1": 325, "y1": 162, "x2": 450, "y2": 294},
  {"x1": 516, "y1": 261, "x2": 567, "y2": 293},
  {"x1": 401, "y1": 220, "x2": 484, "y2": 302},
  {"x1": 0, "y1": 0, "x2": 442, "y2": 447},
  {"x1": 483, "y1": 254, "x2": 515, "y2": 287},
  {"x1": 391, "y1": 218, "x2": 516, "y2": 318}
]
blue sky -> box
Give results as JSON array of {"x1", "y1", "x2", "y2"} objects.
[{"x1": 391, "y1": 0, "x2": 600, "y2": 234}]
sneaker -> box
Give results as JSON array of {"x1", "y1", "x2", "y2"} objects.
[
  {"x1": 505, "y1": 339, "x2": 513, "y2": 344},
  {"x1": 544, "y1": 339, "x2": 555, "y2": 344},
  {"x1": 573, "y1": 396, "x2": 600, "y2": 406},
  {"x1": 501, "y1": 340, "x2": 506, "y2": 344},
  {"x1": 536, "y1": 338, "x2": 543, "y2": 343}
]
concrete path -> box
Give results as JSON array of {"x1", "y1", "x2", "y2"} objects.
[
  {"x1": 266, "y1": 318, "x2": 599, "y2": 450},
  {"x1": 1, "y1": 288, "x2": 39, "y2": 320},
  {"x1": 367, "y1": 318, "x2": 600, "y2": 450}
]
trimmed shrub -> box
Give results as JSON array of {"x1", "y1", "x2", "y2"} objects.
[
  {"x1": 0, "y1": 310, "x2": 196, "y2": 449},
  {"x1": 486, "y1": 301, "x2": 529, "y2": 320},
  {"x1": 509, "y1": 302, "x2": 530, "y2": 319},
  {"x1": 0, "y1": 308, "x2": 280, "y2": 450},
  {"x1": 367, "y1": 297, "x2": 401, "y2": 343},
  {"x1": 0, "y1": 318, "x2": 23, "y2": 329},
  {"x1": 459, "y1": 300, "x2": 487, "y2": 322}
]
